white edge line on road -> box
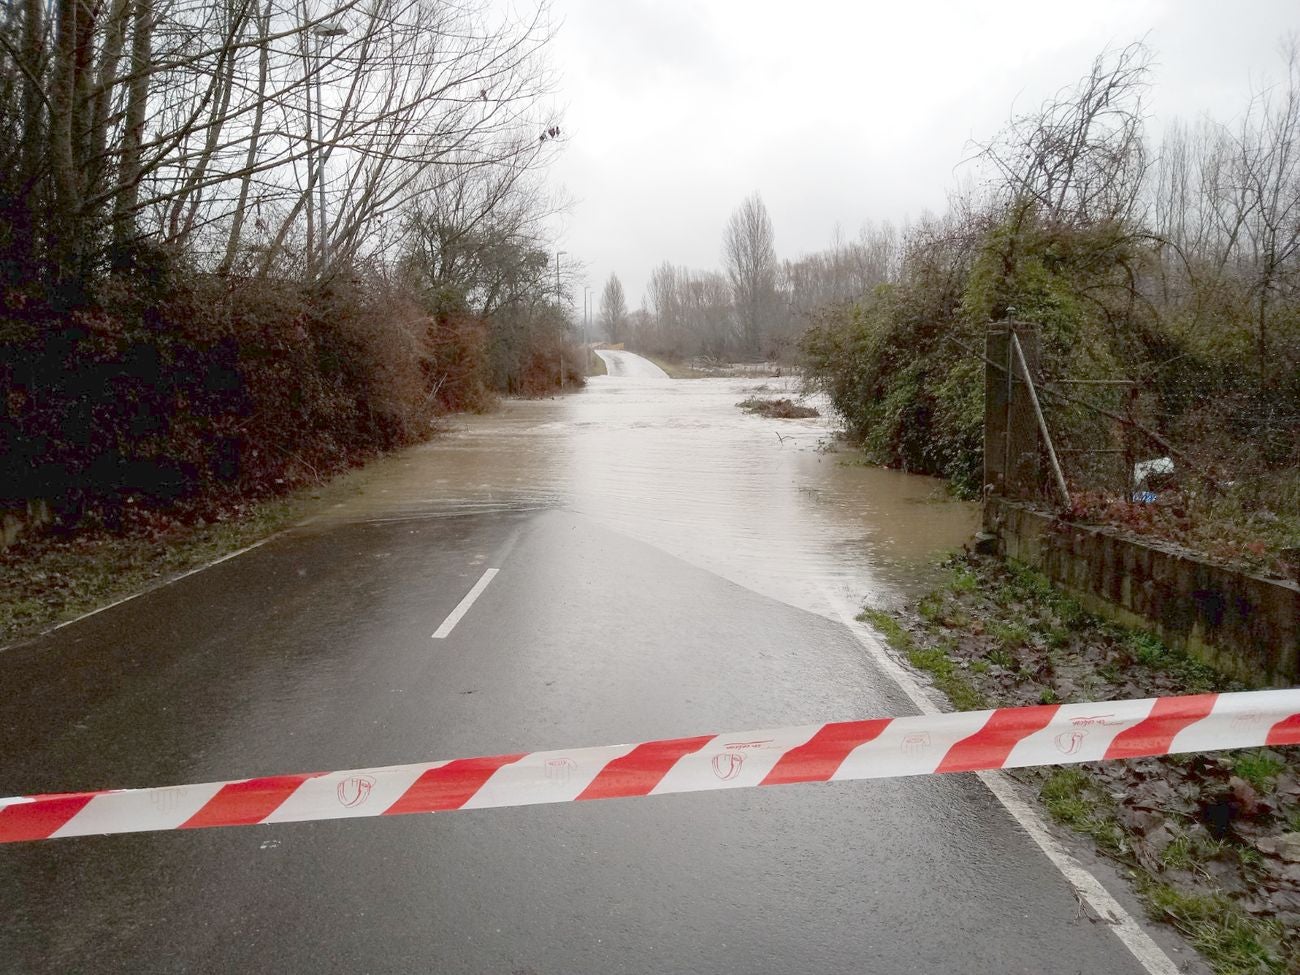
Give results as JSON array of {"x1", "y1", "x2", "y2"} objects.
[
  {"x1": 1, "y1": 506, "x2": 1187, "y2": 975},
  {"x1": 822, "y1": 588, "x2": 1182, "y2": 975},
  {"x1": 432, "y1": 568, "x2": 499, "y2": 639}
]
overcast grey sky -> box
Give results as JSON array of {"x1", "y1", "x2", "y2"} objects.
[{"x1": 543, "y1": 0, "x2": 1300, "y2": 313}]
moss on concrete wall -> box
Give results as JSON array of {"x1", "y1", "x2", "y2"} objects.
[{"x1": 986, "y1": 498, "x2": 1300, "y2": 686}]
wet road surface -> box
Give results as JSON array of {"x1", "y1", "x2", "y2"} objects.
[
  {"x1": 593, "y1": 348, "x2": 669, "y2": 378},
  {"x1": 0, "y1": 356, "x2": 1186, "y2": 973}
]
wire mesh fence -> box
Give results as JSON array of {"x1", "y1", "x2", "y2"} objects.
[{"x1": 986, "y1": 322, "x2": 1300, "y2": 578}]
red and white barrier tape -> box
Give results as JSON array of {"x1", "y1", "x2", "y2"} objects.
[{"x1": 3, "y1": 690, "x2": 1298, "y2": 844}]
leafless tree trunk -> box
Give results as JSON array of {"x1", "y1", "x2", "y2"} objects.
[
  {"x1": 598, "y1": 272, "x2": 627, "y2": 343},
  {"x1": 49, "y1": 0, "x2": 84, "y2": 281},
  {"x1": 723, "y1": 191, "x2": 777, "y2": 355},
  {"x1": 4, "y1": 0, "x2": 560, "y2": 290},
  {"x1": 112, "y1": 0, "x2": 153, "y2": 251},
  {"x1": 222, "y1": 0, "x2": 272, "y2": 269}
]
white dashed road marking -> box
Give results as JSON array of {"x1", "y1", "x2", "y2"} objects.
[{"x1": 432, "y1": 568, "x2": 500, "y2": 639}]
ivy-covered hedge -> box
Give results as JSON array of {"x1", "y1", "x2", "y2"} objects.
[
  {"x1": 0, "y1": 251, "x2": 581, "y2": 530},
  {"x1": 801, "y1": 206, "x2": 1299, "y2": 501}
]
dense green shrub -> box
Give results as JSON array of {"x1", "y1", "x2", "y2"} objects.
[{"x1": 803, "y1": 204, "x2": 1300, "y2": 509}]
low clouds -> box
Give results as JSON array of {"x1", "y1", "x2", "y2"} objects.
[{"x1": 546, "y1": 0, "x2": 1300, "y2": 307}]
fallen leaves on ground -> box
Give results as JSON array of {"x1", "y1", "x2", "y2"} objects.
[{"x1": 891, "y1": 554, "x2": 1300, "y2": 969}]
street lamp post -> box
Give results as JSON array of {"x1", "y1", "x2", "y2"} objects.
[
  {"x1": 312, "y1": 24, "x2": 347, "y2": 275},
  {"x1": 555, "y1": 251, "x2": 567, "y2": 389},
  {"x1": 583, "y1": 285, "x2": 592, "y2": 343}
]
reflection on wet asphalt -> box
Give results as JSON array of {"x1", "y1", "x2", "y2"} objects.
[{"x1": 0, "y1": 360, "x2": 1175, "y2": 974}]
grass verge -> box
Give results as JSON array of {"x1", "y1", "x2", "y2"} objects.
[
  {"x1": 1143, "y1": 882, "x2": 1286, "y2": 973},
  {"x1": 857, "y1": 608, "x2": 986, "y2": 711},
  {"x1": 861, "y1": 555, "x2": 1299, "y2": 974},
  {"x1": 0, "y1": 494, "x2": 306, "y2": 646}
]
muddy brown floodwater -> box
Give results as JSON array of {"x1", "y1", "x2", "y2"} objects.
[{"x1": 307, "y1": 362, "x2": 978, "y2": 618}]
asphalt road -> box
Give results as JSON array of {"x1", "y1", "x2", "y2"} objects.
[
  {"x1": 594, "y1": 349, "x2": 669, "y2": 378},
  {"x1": 0, "y1": 356, "x2": 1191, "y2": 974}
]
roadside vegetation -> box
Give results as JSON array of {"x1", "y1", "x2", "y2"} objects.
[
  {"x1": 797, "y1": 43, "x2": 1299, "y2": 571},
  {"x1": 865, "y1": 556, "x2": 1300, "y2": 974},
  {"x1": 0, "y1": 0, "x2": 583, "y2": 555},
  {"x1": 0, "y1": 492, "x2": 304, "y2": 645}
]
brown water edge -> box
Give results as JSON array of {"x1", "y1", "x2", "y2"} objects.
[{"x1": 299, "y1": 372, "x2": 979, "y2": 616}]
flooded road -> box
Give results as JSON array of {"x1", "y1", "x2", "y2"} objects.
[
  {"x1": 309, "y1": 364, "x2": 976, "y2": 616},
  {"x1": 0, "y1": 354, "x2": 1183, "y2": 975}
]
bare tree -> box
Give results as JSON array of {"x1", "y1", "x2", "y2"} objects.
[
  {"x1": 1146, "y1": 42, "x2": 1300, "y2": 385},
  {"x1": 634, "y1": 216, "x2": 895, "y2": 361},
  {"x1": 645, "y1": 260, "x2": 682, "y2": 352},
  {"x1": 0, "y1": 0, "x2": 561, "y2": 289},
  {"x1": 598, "y1": 272, "x2": 627, "y2": 343},
  {"x1": 680, "y1": 270, "x2": 732, "y2": 359},
  {"x1": 977, "y1": 41, "x2": 1152, "y2": 227},
  {"x1": 723, "y1": 191, "x2": 777, "y2": 355},
  {"x1": 781, "y1": 221, "x2": 896, "y2": 328},
  {"x1": 1228, "y1": 42, "x2": 1300, "y2": 385},
  {"x1": 637, "y1": 261, "x2": 734, "y2": 359},
  {"x1": 401, "y1": 151, "x2": 562, "y2": 317}
]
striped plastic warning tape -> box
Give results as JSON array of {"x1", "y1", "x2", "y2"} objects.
[{"x1": 2, "y1": 690, "x2": 1297, "y2": 844}]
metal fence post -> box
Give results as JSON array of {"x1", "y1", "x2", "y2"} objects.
[{"x1": 984, "y1": 322, "x2": 1040, "y2": 499}]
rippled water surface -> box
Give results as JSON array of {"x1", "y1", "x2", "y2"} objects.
[{"x1": 306, "y1": 358, "x2": 978, "y2": 615}]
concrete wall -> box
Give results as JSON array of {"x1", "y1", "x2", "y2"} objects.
[{"x1": 985, "y1": 498, "x2": 1300, "y2": 686}]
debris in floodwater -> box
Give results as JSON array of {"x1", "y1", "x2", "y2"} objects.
[{"x1": 737, "y1": 397, "x2": 820, "y2": 419}]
